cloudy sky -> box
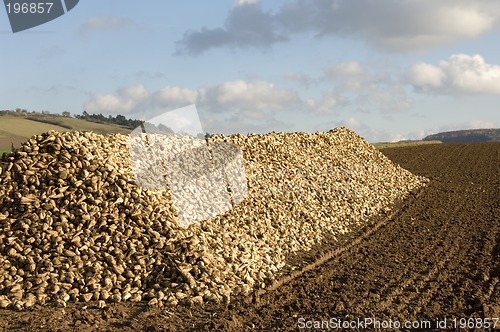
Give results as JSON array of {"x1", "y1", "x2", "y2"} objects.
[{"x1": 1, "y1": 0, "x2": 500, "y2": 142}]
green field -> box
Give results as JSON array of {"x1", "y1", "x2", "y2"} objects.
[
  {"x1": 0, "y1": 115, "x2": 132, "y2": 148},
  {"x1": 0, "y1": 148, "x2": 11, "y2": 155},
  {"x1": 0, "y1": 116, "x2": 70, "y2": 138},
  {"x1": 373, "y1": 140, "x2": 442, "y2": 149}
]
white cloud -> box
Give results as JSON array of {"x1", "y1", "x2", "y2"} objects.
[
  {"x1": 79, "y1": 17, "x2": 132, "y2": 33},
  {"x1": 279, "y1": 0, "x2": 500, "y2": 52},
  {"x1": 406, "y1": 63, "x2": 445, "y2": 92},
  {"x1": 177, "y1": 0, "x2": 500, "y2": 54},
  {"x1": 306, "y1": 92, "x2": 341, "y2": 114},
  {"x1": 85, "y1": 85, "x2": 149, "y2": 114},
  {"x1": 407, "y1": 54, "x2": 500, "y2": 95},
  {"x1": 324, "y1": 61, "x2": 414, "y2": 113},
  {"x1": 234, "y1": 0, "x2": 259, "y2": 7},
  {"x1": 153, "y1": 86, "x2": 198, "y2": 107},
  {"x1": 440, "y1": 54, "x2": 500, "y2": 94},
  {"x1": 201, "y1": 80, "x2": 300, "y2": 111},
  {"x1": 85, "y1": 80, "x2": 300, "y2": 120},
  {"x1": 325, "y1": 61, "x2": 364, "y2": 77}
]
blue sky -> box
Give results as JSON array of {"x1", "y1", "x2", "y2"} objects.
[{"x1": 1, "y1": 0, "x2": 500, "y2": 142}]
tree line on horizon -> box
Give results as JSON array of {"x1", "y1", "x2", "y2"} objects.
[{"x1": 75, "y1": 111, "x2": 144, "y2": 130}]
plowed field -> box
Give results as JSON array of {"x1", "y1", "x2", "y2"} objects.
[{"x1": 1, "y1": 142, "x2": 499, "y2": 331}]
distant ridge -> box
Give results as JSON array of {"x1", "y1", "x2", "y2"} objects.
[{"x1": 423, "y1": 128, "x2": 500, "y2": 143}]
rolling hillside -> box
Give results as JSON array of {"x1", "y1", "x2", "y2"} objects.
[{"x1": 0, "y1": 113, "x2": 133, "y2": 150}]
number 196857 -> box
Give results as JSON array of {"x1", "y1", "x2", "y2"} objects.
[{"x1": 5, "y1": 2, "x2": 54, "y2": 14}]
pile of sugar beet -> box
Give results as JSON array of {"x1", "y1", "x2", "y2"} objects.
[{"x1": 0, "y1": 128, "x2": 428, "y2": 310}]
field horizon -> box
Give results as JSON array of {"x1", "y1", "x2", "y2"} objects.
[
  {"x1": 0, "y1": 112, "x2": 132, "y2": 149},
  {"x1": 1, "y1": 111, "x2": 498, "y2": 152}
]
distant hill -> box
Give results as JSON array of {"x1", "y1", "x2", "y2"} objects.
[{"x1": 423, "y1": 128, "x2": 500, "y2": 143}]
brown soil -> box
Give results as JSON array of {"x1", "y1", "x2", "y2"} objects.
[
  {"x1": 1, "y1": 142, "x2": 499, "y2": 331},
  {"x1": 0, "y1": 136, "x2": 27, "y2": 150}
]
